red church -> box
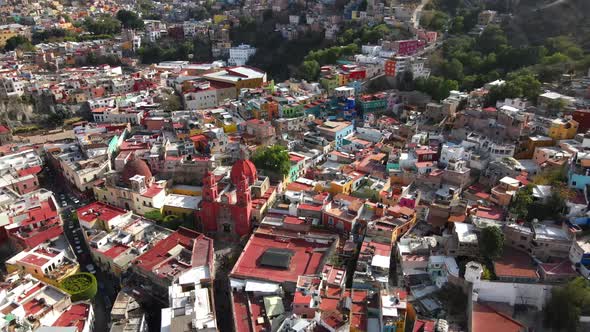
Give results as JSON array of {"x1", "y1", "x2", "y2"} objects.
[{"x1": 197, "y1": 159, "x2": 257, "y2": 238}]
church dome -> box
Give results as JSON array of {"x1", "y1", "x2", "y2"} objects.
[
  {"x1": 121, "y1": 158, "x2": 152, "y2": 185},
  {"x1": 230, "y1": 159, "x2": 257, "y2": 186}
]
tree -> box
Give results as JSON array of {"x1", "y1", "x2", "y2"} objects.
[
  {"x1": 441, "y1": 58, "x2": 464, "y2": 81},
  {"x1": 396, "y1": 69, "x2": 414, "y2": 91},
  {"x1": 450, "y1": 16, "x2": 465, "y2": 34},
  {"x1": 298, "y1": 60, "x2": 320, "y2": 82},
  {"x1": 420, "y1": 10, "x2": 449, "y2": 32},
  {"x1": 251, "y1": 145, "x2": 291, "y2": 177},
  {"x1": 414, "y1": 76, "x2": 458, "y2": 101},
  {"x1": 544, "y1": 277, "x2": 590, "y2": 331},
  {"x1": 116, "y1": 10, "x2": 144, "y2": 30},
  {"x1": 83, "y1": 16, "x2": 121, "y2": 35},
  {"x1": 485, "y1": 71, "x2": 541, "y2": 106},
  {"x1": 477, "y1": 25, "x2": 508, "y2": 54},
  {"x1": 144, "y1": 209, "x2": 164, "y2": 222},
  {"x1": 60, "y1": 273, "x2": 98, "y2": 302},
  {"x1": 4, "y1": 35, "x2": 33, "y2": 51},
  {"x1": 479, "y1": 226, "x2": 504, "y2": 260},
  {"x1": 161, "y1": 92, "x2": 182, "y2": 112},
  {"x1": 509, "y1": 185, "x2": 533, "y2": 219}
]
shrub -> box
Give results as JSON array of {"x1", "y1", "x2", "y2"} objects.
[{"x1": 60, "y1": 272, "x2": 97, "y2": 302}]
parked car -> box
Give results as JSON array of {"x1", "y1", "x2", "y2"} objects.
[{"x1": 61, "y1": 201, "x2": 67, "y2": 207}]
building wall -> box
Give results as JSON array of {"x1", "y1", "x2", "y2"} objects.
[{"x1": 472, "y1": 280, "x2": 552, "y2": 310}]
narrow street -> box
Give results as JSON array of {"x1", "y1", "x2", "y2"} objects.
[{"x1": 44, "y1": 168, "x2": 118, "y2": 332}]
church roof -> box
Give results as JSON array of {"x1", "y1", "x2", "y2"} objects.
[
  {"x1": 121, "y1": 158, "x2": 152, "y2": 185},
  {"x1": 230, "y1": 159, "x2": 257, "y2": 185}
]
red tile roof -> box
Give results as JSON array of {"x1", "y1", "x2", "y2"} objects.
[
  {"x1": 286, "y1": 182, "x2": 313, "y2": 192},
  {"x1": 475, "y1": 206, "x2": 504, "y2": 220},
  {"x1": 472, "y1": 302, "x2": 525, "y2": 332},
  {"x1": 21, "y1": 254, "x2": 49, "y2": 267},
  {"x1": 232, "y1": 291, "x2": 251, "y2": 332},
  {"x1": 17, "y1": 166, "x2": 42, "y2": 177},
  {"x1": 230, "y1": 232, "x2": 332, "y2": 284},
  {"x1": 298, "y1": 204, "x2": 323, "y2": 212},
  {"x1": 53, "y1": 303, "x2": 91, "y2": 332},
  {"x1": 77, "y1": 201, "x2": 127, "y2": 224},
  {"x1": 141, "y1": 184, "x2": 164, "y2": 198},
  {"x1": 102, "y1": 244, "x2": 129, "y2": 259},
  {"x1": 134, "y1": 227, "x2": 212, "y2": 272},
  {"x1": 494, "y1": 248, "x2": 538, "y2": 279},
  {"x1": 539, "y1": 260, "x2": 577, "y2": 277}
]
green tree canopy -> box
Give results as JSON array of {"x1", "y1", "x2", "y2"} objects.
[
  {"x1": 160, "y1": 92, "x2": 182, "y2": 112},
  {"x1": 297, "y1": 60, "x2": 320, "y2": 82},
  {"x1": 509, "y1": 185, "x2": 533, "y2": 219},
  {"x1": 4, "y1": 35, "x2": 34, "y2": 51},
  {"x1": 251, "y1": 145, "x2": 291, "y2": 176},
  {"x1": 144, "y1": 209, "x2": 164, "y2": 222},
  {"x1": 60, "y1": 273, "x2": 98, "y2": 302},
  {"x1": 477, "y1": 25, "x2": 508, "y2": 54},
  {"x1": 83, "y1": 15, "x2": 121, "y2": 35},
  {"x1": 479, "y1": 226, "x2": 504, "y2": 260},
  {"x1": 420, "y1": 10, "x2": 449, "y2": 32},
  {"x1": 486, "y1": 70, "x2": 541, "y2": 106},
  {"x1": 544, "y1": 277, "x2": 590, "y2": 331},
  {"x1": 116, "y1": 10, "x2": 144, "y2": 30},
  {"x1": 414, "y1": 76, "x2": 459, "y2": 101}
]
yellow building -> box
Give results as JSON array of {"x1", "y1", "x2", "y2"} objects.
[
  {"x1": 329, "y1": 178, "x2": 353, "y2": 195},
  {"x1": 338, "y1": 72, "x2": 349, "y2": 86},
  {"x1": 169, "y1": 184, "x2": 202, "y2": 196},
  {"x1": 548, "y1": 118, "x2": 578, "y2": 140}
]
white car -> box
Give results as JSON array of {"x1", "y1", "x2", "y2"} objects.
[
  {"x1": 61, "y1": 201, "x2": 67, "y2": 207},
  {"x1": 74, "y1": 240, "x2": 80, "y2": 245},
  {"x1": 73, "y1": 199, "x2": 80, "y2": 204},
  {"x1": 68, "y1": 224, "x2": 74, "y2": 229}
]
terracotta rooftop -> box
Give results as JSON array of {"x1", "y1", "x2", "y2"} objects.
[
  {"x1": 472, "y1": 302, "x2": 526, "y2": 332},
  {"x1": 230, "y1": 232, "x2": 332, "y2": 284},
  {"x1": 494, "y1": 247, "x2": 538, "y2": 279}
]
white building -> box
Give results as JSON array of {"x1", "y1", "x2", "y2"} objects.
[
  {"x1": 228, "y1": 44, "x2": 256, "y2": 66},
  {"x1": 0, "y1": 76, "x2": 26, "y2": 97},
  {"x1": 161, "y1": 266, "x2": 217, "y2": 331},
  {"x1": 439, "y1": 144, "x2": 472, "y2": 167}
]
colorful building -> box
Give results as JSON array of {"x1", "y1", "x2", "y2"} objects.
[
  {"x1": 548, "y1": 118, "x2": 579, "y2": 140},
  {"x1": 197, "y1": 159, "x2": 256, "y2": 238}
]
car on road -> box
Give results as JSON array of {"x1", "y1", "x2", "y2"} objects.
[
  {"x1": 73, "y1": 198, "x2": 80, "y2": 204},
  {"x1": 61, "y1": 201, "x2": 67, "y2": 207},
  {"x1": 75, "y1": 246, "x2": 83, "y2": 254},
  {"x1": 74, "y1": 240, "x2": 81, "y2": 245},
  {"x1": 86, "y1": 264, "x2": 96, "y2": 274}
]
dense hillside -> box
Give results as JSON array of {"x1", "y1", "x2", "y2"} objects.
[{"x1": 505, "y1": 0, "x2": 590, "y2": 49}]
